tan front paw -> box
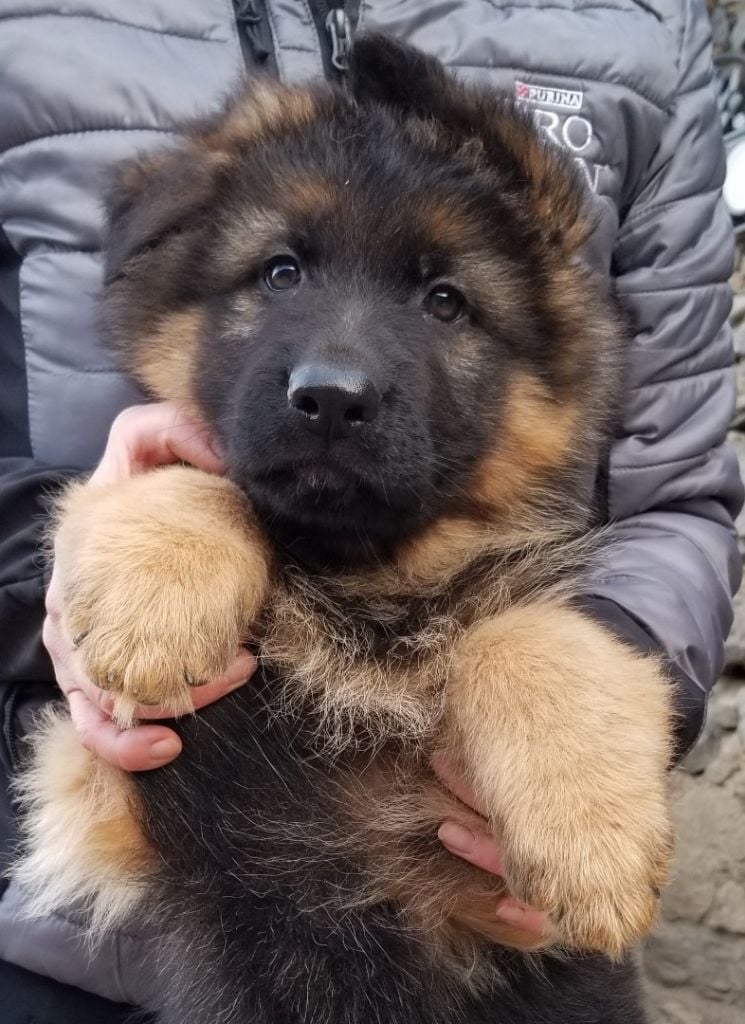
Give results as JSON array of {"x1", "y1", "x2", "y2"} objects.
[
  {"x1": 502, "y1": 809, "x2": 672, "y2": 957},
  {"x1": 444, "y1": 600, "x2": 675, "y2": 957},
  {"x1": 55, "y1": 466, "x2": 271, "y2": 724}
]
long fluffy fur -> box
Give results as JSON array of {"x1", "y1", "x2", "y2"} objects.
[{"x1": 13, "y1": 708, "x2": 152, "y2": 931}]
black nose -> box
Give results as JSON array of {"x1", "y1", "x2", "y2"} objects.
[{"x1": 287, "y1": 363, "x2": 380, "y2": 439}]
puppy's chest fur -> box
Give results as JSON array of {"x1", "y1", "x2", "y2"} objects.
[{"x1": 258, "y1": 528, "x2": 595, "y2": 745}]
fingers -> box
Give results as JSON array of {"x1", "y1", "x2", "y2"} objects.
[
  {"x1": 493, "y1": 895, "x2": 549, "y2": 936},
  {"x1": 437, "y1": 821, "x2": 506, "y2": 876},
  {"x1": 438, "y1": 818, "x2": 548, "y2": 939},
  {"x1": 433, "y1": 754, "x2": 549, "y2": 941},
  {"x1": 90, "y1": 402, "x2": 224, "y2": 486},
  {"x1": 67, "y1": 689, "x2": 183, "y2": 771}
]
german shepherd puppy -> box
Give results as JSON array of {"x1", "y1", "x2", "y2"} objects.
[{"x1": 16, "y1": 35, "x2": 672, "y2": 1024}]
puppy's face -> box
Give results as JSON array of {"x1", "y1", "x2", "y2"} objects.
[{"x1": 103, "y1": 37, "x2": 617, "y2": 566}]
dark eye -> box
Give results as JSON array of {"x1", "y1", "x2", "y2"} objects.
[
  {"x1": 264, "y1": 256, "x2": 301, "y2": 291},
  {"x1": 425, "y1": 285, "x2": 465, "y2": 323}
]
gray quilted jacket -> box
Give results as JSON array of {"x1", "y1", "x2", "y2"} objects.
[{"x1": 0, "y1": 0, "x2": 741, "y2": 1006}]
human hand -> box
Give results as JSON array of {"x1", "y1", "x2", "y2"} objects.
[
  {"x1": 432, "y1": 755, "x2": 549, "y2": 942},
  {"x1": 43, "y1": 402, "x2": 257, "y2": 771}
]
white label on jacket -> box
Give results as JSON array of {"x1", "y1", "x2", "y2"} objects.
[{"x1": 515, "y1": 80, "x2": 584, "y2": 111}]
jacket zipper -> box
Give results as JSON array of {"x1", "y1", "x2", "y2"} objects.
[
  {"x1": 233, "y1": 1, "x2": 354, "y2": 81},
  {"x1": 324, "y1": 5, "x2": 353, "y2": 73},
  {"x1": 310, "y1": 1, "x2": 354, "y2": 79}
]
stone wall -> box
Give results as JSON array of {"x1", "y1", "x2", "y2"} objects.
[
  {"x1": 643, "y1": 681, "x2": 745, "y2": 1023},
  {"x1": 641, "y1": 260, "x2": 745, "y2": 1020}
]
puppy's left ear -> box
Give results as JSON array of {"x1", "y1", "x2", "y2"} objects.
[
  {"x1": 348, "y1": 33, "x2": 451, "y2": 118},
  {"x1": 350, "y1": 33, "x2": 591, "y2": 254}
]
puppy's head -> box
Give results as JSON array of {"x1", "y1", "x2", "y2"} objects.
[{"x1": 103, "y1": 35, "x2": 620, "y2": 568}]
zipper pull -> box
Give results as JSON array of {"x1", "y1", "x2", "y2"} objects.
[
  {"x1": 325, "y1": 7, "x2": 352, "y2": 73},
  {"x1": 235, "y1": 0, "x2": 259, "y2": 22},
  {"x1": 234, "y1": 0, "x2": 270, "y2": 63}
]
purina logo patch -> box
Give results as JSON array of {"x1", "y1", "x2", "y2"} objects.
[
  {"x1": 514, "y1": 78, "x2": 603, "y2": 193},
  {"x1": 515, "y1": 80, "x2": 584, "y2": 112}
]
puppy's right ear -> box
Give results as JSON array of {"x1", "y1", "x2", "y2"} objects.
[{"x1": 103, "y1": 144, "x2": 222, "y2": 285}]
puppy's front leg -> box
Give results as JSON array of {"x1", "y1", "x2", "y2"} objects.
[
  {"x1": 54, "y1": 465, "x2": 271, "y2": 724},
  {"x1": 443, "y1": 600, "x2": 673, "y2": 957}
]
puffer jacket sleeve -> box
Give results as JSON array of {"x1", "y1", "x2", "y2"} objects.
[
  {"x1": 0, "y1": 457, "x2": 81, "y2": 830},
  {"x1": 583, "y1": 0, "x2": 743, "y2": 759},
  {"x1": 0, "y1": 458, "x2": 73, "y2": 684}
]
